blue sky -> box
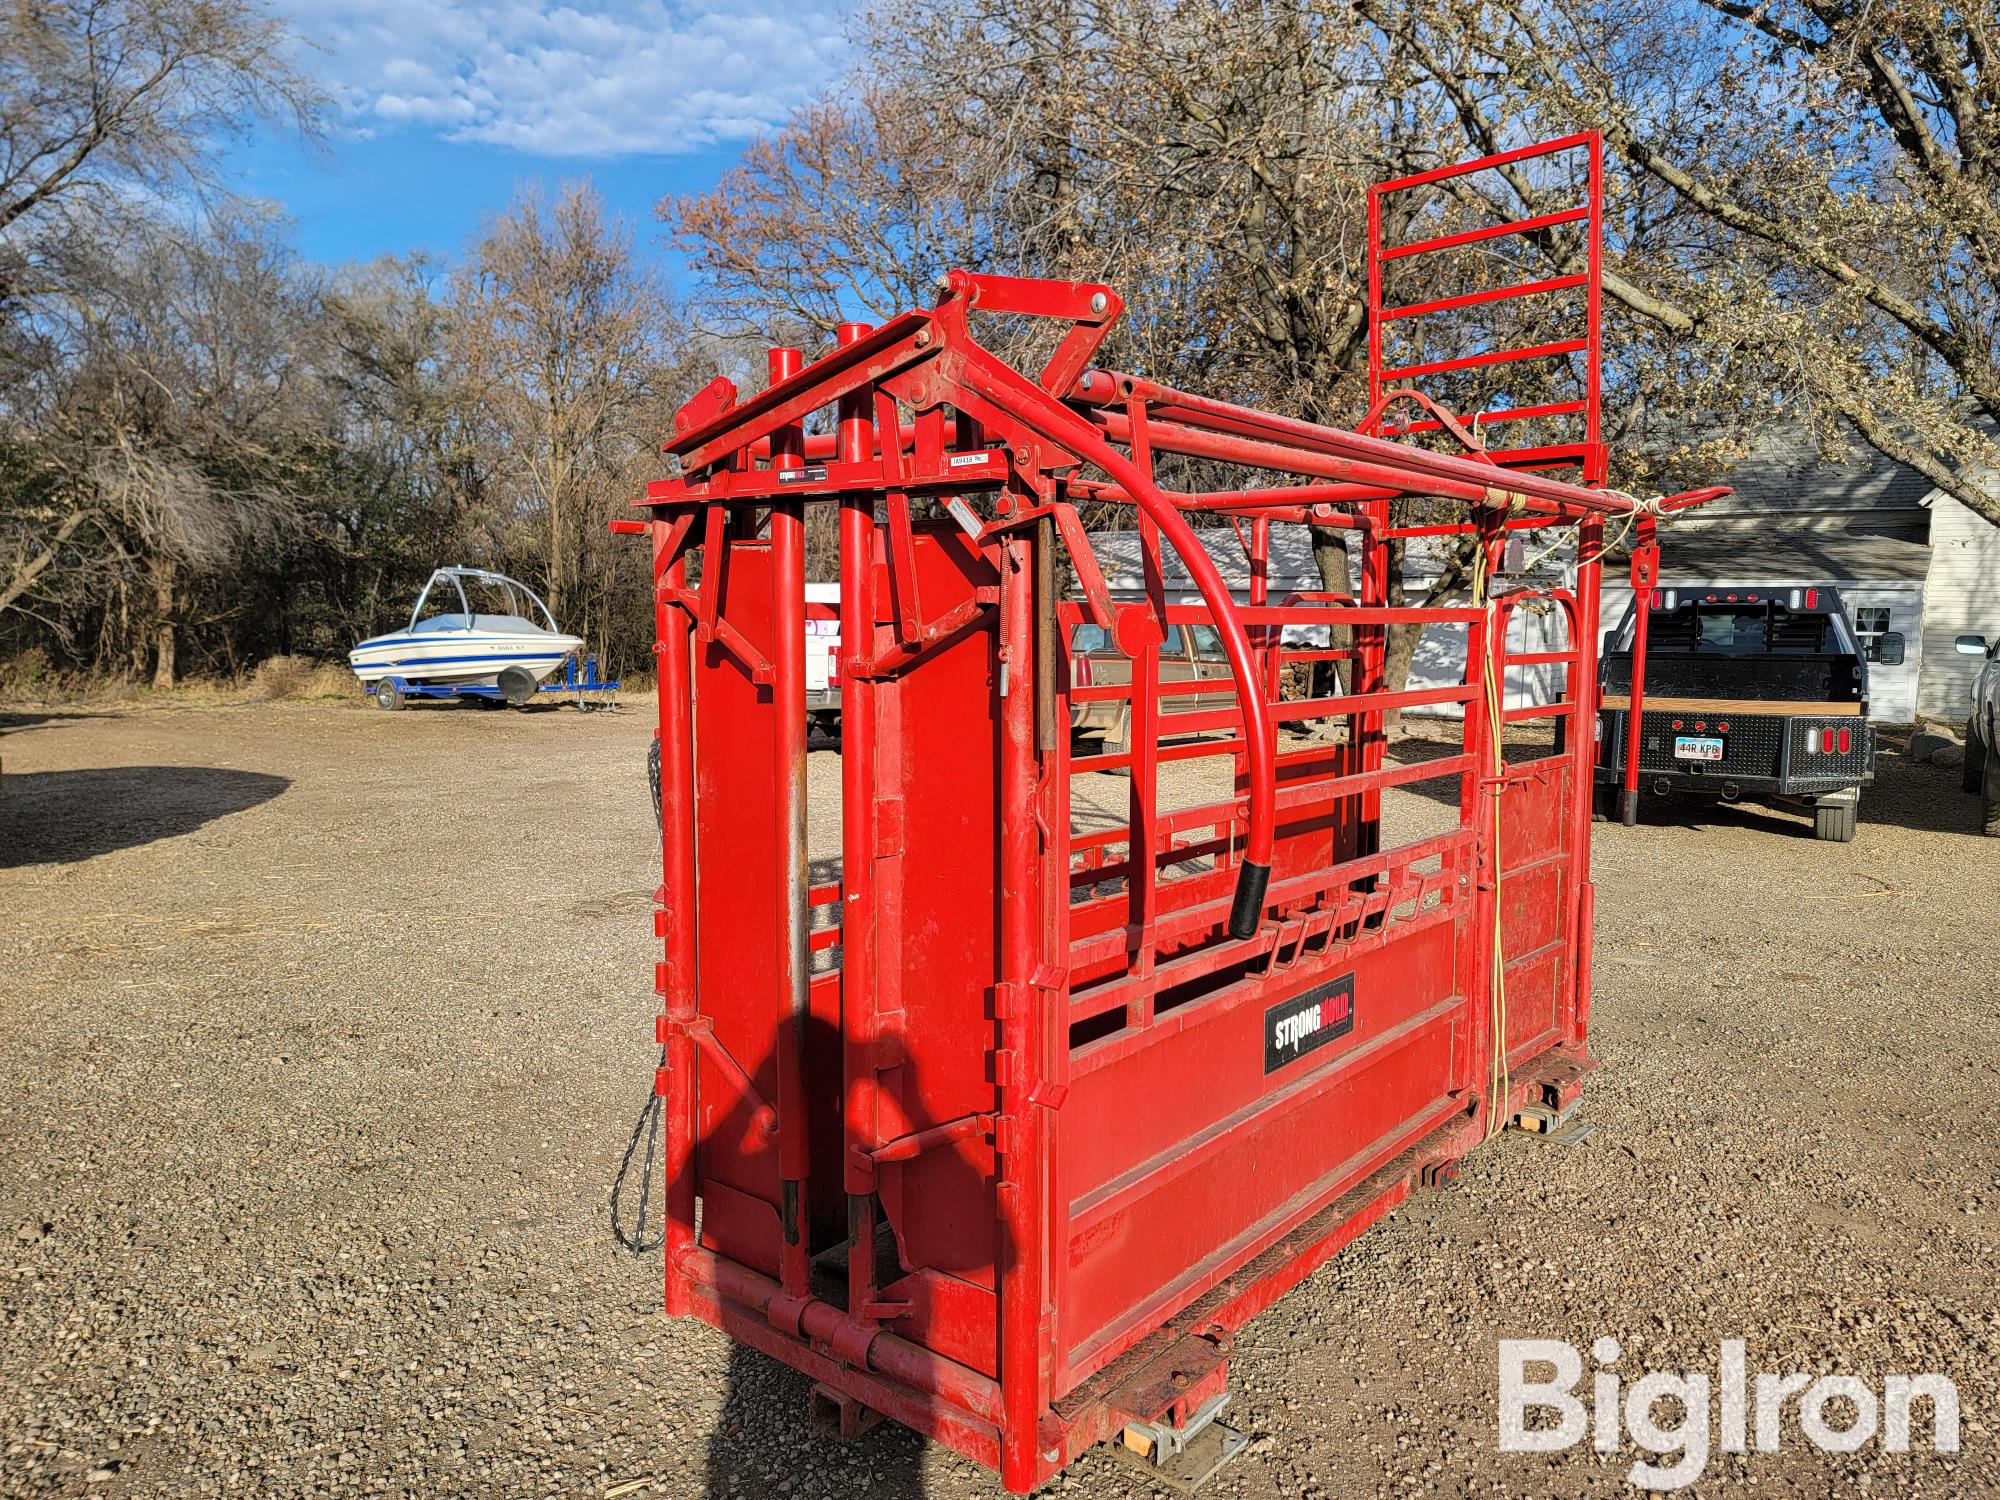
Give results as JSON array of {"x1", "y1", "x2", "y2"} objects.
[{"x1": 232, "y1": 0, "x2": 850, "y2": 270}]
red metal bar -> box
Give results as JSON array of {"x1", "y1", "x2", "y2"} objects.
[
  {"x1": 1378, "y1": 336, "x2": 1589, "y2": 386},
  {"x1": 1079, "y1": 377, "x2": 1639, "y2": 517},
  {"x1": 1379, "y1": 272, "x2": 1589, "y2": 323},
  {"x1": 1568, "y1": 515, "x2": 1604, "y2": 1043},
  {"x1": 1378, "y1": 205, "x2": 1588, "y2": 262},
  {"x1": 1378, "y1": 399, "x2": 1586, "y2": 439},
  {"x1": 767, "y1": 346, "x2": 811, "y2": 1297},
  {"x1": 1585, "y1": 132, "x2": 1605, "y2": 483},
  {"x1": 655, "y1": 534, "x2": 701, "y2": 1317},
  {"x1": 835, "y1": 322, "x2": 883, "y2": 1324},
  {"x1": 1620, "y1": 529, "x2": 1660, "y2": 824},
  {"x1": 683, "y1": 1247, "x2": 1004, "y2": 1423},
  {"x1": 997, "y1": 530, "x2": 1045, "y2": 1491},
  {"x1": 1374, "y1": 129, "x2": 1599, "y2": 194}
]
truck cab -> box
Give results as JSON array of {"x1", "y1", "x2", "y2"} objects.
[{"x1": 1596, "y1": 585, "x2": 1887, "y2": 841}]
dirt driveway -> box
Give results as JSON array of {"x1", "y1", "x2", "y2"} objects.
[{"x1": 1, "y1": 701, "x2": 1994, "y2": 1498}]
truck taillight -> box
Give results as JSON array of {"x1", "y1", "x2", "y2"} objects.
[
  {"x1": 1073, "y1": 655, "x2": 1092, "y2": 687},
  {"x1": 1838, "y1": 727, "x2": 1851, "y2": 754}
]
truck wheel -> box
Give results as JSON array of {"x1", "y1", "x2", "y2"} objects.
[
  {"x1": 1983, "y1": 745, "x2": 2000, "y2": 837},
  {"x1": 1813, "y1": 794, "x2": 1858, "y2": 843},
  {"x1": 1963, "y1": 720, "x2": 1985, "y2": 794},
  {"x1": 1101, "y1": 706, "x2": 1133, "y2": 778},
  {"x1": 1591, "y1": 785, "x2": 1618, "y2": 823}
]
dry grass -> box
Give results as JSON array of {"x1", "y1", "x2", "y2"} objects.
[
  {"x1": 0, "y1": 653, "x2": 364, "y2": 710},
  {"x1": 251, "y1": 655, "x2": 358, "y2": 702}
]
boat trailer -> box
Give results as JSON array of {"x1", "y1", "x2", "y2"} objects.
[
  {"x1": 624, "y1": 133, "x2": 1719, "y2": 1491},
  {"x1": 366, "y1": 654, "x2": 621, "y2": 710}
]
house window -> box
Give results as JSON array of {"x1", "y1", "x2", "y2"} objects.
[{"x1": 1853, "y1": 605, "x2": 1893, "y2": 661}]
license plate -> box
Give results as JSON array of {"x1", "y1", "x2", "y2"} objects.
[{"x1": 1674, "y1": 735, "x2": 1724, "y2": 762}]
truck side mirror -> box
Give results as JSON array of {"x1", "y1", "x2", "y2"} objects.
[
  {"x1": 1955, "y1": 633, "x2": 1990, "y2": 656},
  {"x1": 1875, "y1": 632, "x2": 1905, "y2": 666}
]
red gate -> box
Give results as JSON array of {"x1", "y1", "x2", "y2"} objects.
[{"x1": 627, "y1": 137, "x2": 1718, "y2": 1491}]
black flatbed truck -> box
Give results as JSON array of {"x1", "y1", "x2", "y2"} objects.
[{"x1": 1595, "y1": 584, "x2": 1893, "y2": 842}]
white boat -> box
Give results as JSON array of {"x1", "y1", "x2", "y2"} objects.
[{"x1": 349, "y1": 568, "x2": 583, "y2": 699}]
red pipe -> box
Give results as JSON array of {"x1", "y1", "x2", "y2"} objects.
[
  {"x1": 682, "y1": 1248, "x2": 1004, "y2": 1425},
  {"x1": 767, "y1": 345, "x2": 811, "y2": 1296},
  {"x1": 1069, "y1": 477, "x2": 1377, "y2": 527},
  {"x1": 1620, "y1": 531, "x2": 1659, "y2": 824},
  {"x1": 1569, "y1": 515, "x2": 1604, "y2": 1043},
  {"x1": 656, "y1": 541, "x2": 700, "y2": 1317},
  {"x1": 996, "y1": 532, "x2": 1045, "y2": 1490},
  {"x1": 834, "y1": 322, "x2": 884, "y2": 1320},
  {"x1": 1090, "y1": 409, "x2": 1586, "y2": 519},
  {"x1": 956, "y1": 343, "x2": 1274, "y2": 934},
  {"x1": 1080, "y1": 370, "x2": 1643, "y2": 517}
]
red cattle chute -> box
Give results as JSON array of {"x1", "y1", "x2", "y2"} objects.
[{"x1": 627, "y1": 133, "x2": 1719, "y2": 1492}]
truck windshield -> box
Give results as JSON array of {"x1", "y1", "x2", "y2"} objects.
[{"x1": 1698, "y1": 608, "x2": 1767, "y2": 652}]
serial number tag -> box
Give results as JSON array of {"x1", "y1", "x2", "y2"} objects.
[
  {"x1": 1674, "y1": 735, "x2": 1724, "y2": 762},
  {"x1": 1263, "y1": 973, "x2": 1355, "y2": 1074}
]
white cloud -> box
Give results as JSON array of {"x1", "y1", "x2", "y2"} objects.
[{"x1": 277, "y1": 0, "x2": 849, "y2": 156}]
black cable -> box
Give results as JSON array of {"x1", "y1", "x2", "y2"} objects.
[{"x1": 609, "y1": 1045, "x2": 667, "y2": 1254}]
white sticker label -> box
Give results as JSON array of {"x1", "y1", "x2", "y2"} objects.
[
  {"x1": 947, "y1": 451, "x2": 993, "y2": 469},
  {"x1": 944, "y1": 496, "x2": 984, "y2": 538}
]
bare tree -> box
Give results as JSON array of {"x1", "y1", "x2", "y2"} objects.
[
  {"x1": 1367, "y1": 0, "x2": 2000, "y2": 523},
  {"x1": 0, "y1": 0, "x2": 323, "y2": 652},
  {"x1": 451, "y1": 181, "x2": 678, "y2": 647}
]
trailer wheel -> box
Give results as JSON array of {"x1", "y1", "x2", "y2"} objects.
[
  {"x1": 498, "y1": 665, "x2": 537, "y2": 706},
  {"x1": 1102, "y1": 706, "x2": 1133, "y2": 779},
  {"x1": 1963, "y1": 719, "x2": 1985, "y2": 794},
  {"x1": 375, "y1": 678, "x2": 403, "y2": 712},
  {"x1": 1983, "y1": 744, "x2": 2000, "y2": 837},
  {"x1": 1813, "y1": 793, "x2": 1858, "y2": 843}
]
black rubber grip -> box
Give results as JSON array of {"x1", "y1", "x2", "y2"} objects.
[{"x1": 1228, "y1": 860, "x2": 1271, "y2": 940}]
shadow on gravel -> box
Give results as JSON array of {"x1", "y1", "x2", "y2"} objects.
[
  {"x1": 0, "y1": 766, "x2": 290, "y2": 867},
  {"x1": 0, "y1": 708, "x2": 120, "y2": 733}
]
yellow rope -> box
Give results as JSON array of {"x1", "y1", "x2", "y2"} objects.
[{"x1": 1472, "y1": 541, "x2": 1510, "y2": 1140}]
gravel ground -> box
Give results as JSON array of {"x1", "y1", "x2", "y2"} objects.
[{"x1": 1, "y1": 700, "x2": 1995, "y2": 1498}]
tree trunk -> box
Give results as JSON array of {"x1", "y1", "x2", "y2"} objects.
[
  {"x1": 151, "y1": 557, "x2": 177, "y2": 691},
  {"x1": 1381, "y1": 535, "x2": 1411, "y2": 734},
  {"x1": 1307, "y1": 524, "x2": 1353, "y2": 695}
]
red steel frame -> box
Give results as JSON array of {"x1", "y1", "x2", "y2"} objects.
[{"x1": 627, "y1": 135, "x2": 1720, "y2": 1493}]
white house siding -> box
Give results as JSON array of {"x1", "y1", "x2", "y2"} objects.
[{"x1": 1917, "y1": 492, "x2": 2000, "y2": 722}]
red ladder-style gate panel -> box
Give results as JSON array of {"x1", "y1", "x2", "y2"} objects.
[{"x1": 625, "y1": 134, "x2": 1720, "y2": 1492}]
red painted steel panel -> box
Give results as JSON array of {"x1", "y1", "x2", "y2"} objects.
[
  {"x1": 689, "y1": 542, "x2": 788, "y2": 1270},
  {"x1": 1055, "y1": 922, "x2": 1462, "y2": 1387},
  {"x1": 872, "y1": 529, "x2": 1004, "y2": 1345}
]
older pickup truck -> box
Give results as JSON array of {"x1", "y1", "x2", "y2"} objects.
[
  {"x1": 1067, "y1": 620, "x2": 1235, "y2": 754},
  {"x1": 1956, "y1": 632, "x2": 2000, "y2": 836}
]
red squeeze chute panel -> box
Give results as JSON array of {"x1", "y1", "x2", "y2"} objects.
[
  {"x1": 689, "y1": 542, "x2": 788, "y2": 1275},
  {"x1": 1056, "y1": 921, "x2": 1464, "y2": 1388},
  {"x1": 869, "y1": 530, "x2": 1003, "y2": 1374}
]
